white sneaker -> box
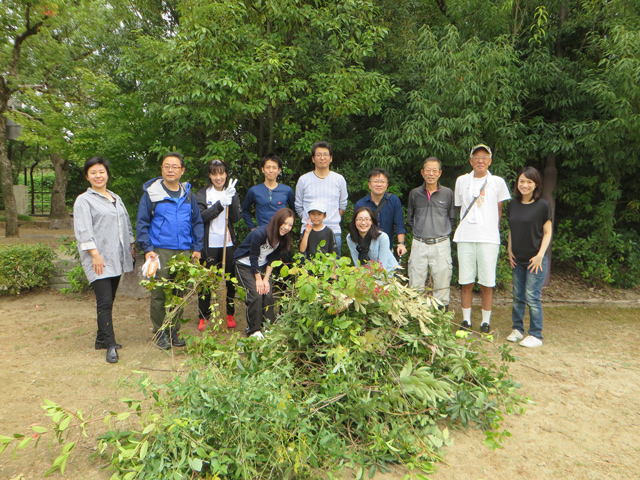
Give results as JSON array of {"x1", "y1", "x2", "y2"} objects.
[
  {"x1": 519, "y1": 335, "x2": 543, "y2": 348},
  {"x1": 250, "y1": 331, "x2": 264, "y2": 340},
  {"x1": 506, "y1": 330, "x2": 524, "y2": 342}
]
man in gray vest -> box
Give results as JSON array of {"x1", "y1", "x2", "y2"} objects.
[{"x1": 407, "y1": 157, "x2": 456, "y2": 309}]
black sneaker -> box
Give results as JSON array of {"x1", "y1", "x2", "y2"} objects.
[
  {"x1": 155, "y1": 332, "x2": 171, "y2": 350},
  {"x1": 170, "y1": 330, "x2": 186, "y2": 348},
  {"x1": 458, "y1": 321, "x2": 471, "y2": 332},
  {"x1": 480, "y1": 323, "x2": 491, "y2": 334}
]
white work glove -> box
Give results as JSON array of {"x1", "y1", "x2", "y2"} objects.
[
  {"x1": 219, "y1": 179, "x2": 237, "y2": 206},
  {"x1": 225, "y1": 178, "x2": 238, "y2": 198},
  {"x1": 220, "y1": 193, "x2": 233, "y2": 206}
]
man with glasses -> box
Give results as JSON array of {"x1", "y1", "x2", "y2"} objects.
[
  {"x1": 137, "y1": 152, "x2": 204, "y2": 349},
  {"x1": 354, "y1": 168, "x2": 407, "y2": 257},
  {"x1": 453, "y1": 144, "x2": 510, "y2": 333},
  {"x1": 407, "y1": 158, "x2": 456, "y2": 310},
  {"x1": 295, "y1": 141, "x2": 348, "y2": 255},
  {"x1": 243, "y1": 154, "x2": 295, "y2": 231}
]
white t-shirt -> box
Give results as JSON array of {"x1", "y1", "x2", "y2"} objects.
[
  {"x1": 453, "y1": 171, "x2": 510, "y2": 244},
  {"x1": 206, "y1": 187, "x2": 232, "y2": 248},
  {"x1": 237, "y1": 243, "x2": 278, "y2": 267}
]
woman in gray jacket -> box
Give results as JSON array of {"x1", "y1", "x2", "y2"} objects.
[{"x1": 73, "y1": 157, "x2": 135, "y2": 364}]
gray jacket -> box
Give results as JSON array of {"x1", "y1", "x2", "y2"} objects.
[{"x1": 73, "y1": 188, "x2": 135, "y2": 283}]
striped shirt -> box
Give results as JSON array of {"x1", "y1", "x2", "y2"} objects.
[{"x1": 295, "y1": 171, "x2": 348, "y2": 234}]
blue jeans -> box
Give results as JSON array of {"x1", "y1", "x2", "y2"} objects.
[
  {"x1": 334, "y1": 232, "x2": 342, "y2": 259},
  {"x1": 511, "y1": 256, "x2": 547, "y2": 339}
]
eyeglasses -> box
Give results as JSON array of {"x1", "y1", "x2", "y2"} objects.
[
  {"x1": 314, "y1": 153, "x2": 331, "y2": 158},
  {"x1": 369, "y1": 180, "x2": 388, "y2": 185},
  {"x1": 162, "y1": 164, "x2": 183, "y2": 171},
  {"x1": 471, "y1": 155, "x2": 490, "y2": 161},
  {"x1": 423, "y1": 169, "x2": 439, "y2": 174},
  {"x1": 355, "y1": 217, "x2": 372, "y2": 223},
  {"x1": 209, "y1": 159, "x2": 225, "y2": 166}
]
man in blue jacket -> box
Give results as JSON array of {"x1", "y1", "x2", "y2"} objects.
[{"x1": 137, "y1": 152, "x2": 204, "y2": 349}]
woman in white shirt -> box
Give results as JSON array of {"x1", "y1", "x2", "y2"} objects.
[
  {"x1": 73, "y1": 157, "x2": 135, "y2": 364},
  {"x1": 195, "y1": 160, "x2": 242, "y2": 330}
]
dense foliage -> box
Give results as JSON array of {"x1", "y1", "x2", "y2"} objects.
[
  {"x1": 0, "y1": 243, "x2": 55, "y2": 294},
  {"x1": 85, "y1": 255, "x2": 523, "y2": 479},
  {"x1": 2, "y1": 0, "x2": 639, "y2": 285}
]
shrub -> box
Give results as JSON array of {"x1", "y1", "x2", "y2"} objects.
[
  {"x1": 0, "y1": 214, "x2": 33, "y2": 222},
  {"x1": 58, "y1": 236, "x2": 91, "y2": 294},
  {"x1": 553, "y1": 221, "x2": 640, "y2": 288},
  {"x1": 92, "y1": 255, "x2": 522, "y2": 478},
  {"x1": 0, "y1": 244, "x2": 56, "y2": 294}
]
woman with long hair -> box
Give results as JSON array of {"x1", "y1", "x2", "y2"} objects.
[
  {"x1": 507, "y1": 166, "x2": 552, "y2": 348},
  {"x1": 233, "y1": 208, "x2": 295, "y2": 338},
  {"x1": 346, "y1": 206, "x2": 399, "y2": 272},
  {"x1": 73, "y1": 157, "x2": 135, "y2": 364},
  {"x1": 195, "y1": 159, "x2": 241, "y2": 330}
]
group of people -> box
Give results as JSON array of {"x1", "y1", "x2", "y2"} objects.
[{"x1": 73, "y1": 141, "x2": 552, "y2": 364}]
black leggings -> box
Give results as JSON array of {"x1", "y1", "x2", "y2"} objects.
[
  {"x1": 198, "y1": 246, "x2": 236, "y2": 318},
  {"x1": 92, "y1": 276, "x2": 121, "y2": 347}
]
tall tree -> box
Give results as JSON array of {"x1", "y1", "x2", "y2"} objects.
[
  {"x1": 1, "y1": 2, "x2": 51, "y2": 236},
  {"x1": 119, "y1": 0, "x2": 398, "y2": 189}
]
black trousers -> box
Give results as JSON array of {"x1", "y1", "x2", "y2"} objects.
[
  {"x1": 235, "y1": 263, "x2": 275, "y2": 335},
  {"x1": 92, "y1": 276, "x2": 121, "y2": 347},
  {"x1": 199, "y1": 246, "x2": 236, "y2": 319}
]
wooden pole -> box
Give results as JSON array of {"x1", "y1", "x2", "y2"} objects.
[{"x1": 217, "y1": 205, "x2": 230, "y2": 323}]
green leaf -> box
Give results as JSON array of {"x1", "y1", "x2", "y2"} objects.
[
  {"x1": 59, "y1": 415, "x2": 71, "y2": 431},
  {"x1": 17, "y1": 436, "x2": 32, "y2": 450},
  {"x1": 142, "y1": 423, "x2": 156, "y2": 435},
  {"x1": 189, "y1": 457, "x2": 204, "y2": 471},
  {"x1": 140, "y1": 440, "x2": 149, "y2": 460}
]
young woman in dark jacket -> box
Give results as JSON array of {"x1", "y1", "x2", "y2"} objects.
[
  {"x1": 234, "y1": 208, "x2": 294, "y2": 338},
  {"x1": 195, "y1": 160, "x2": 242, "y2": 329}
]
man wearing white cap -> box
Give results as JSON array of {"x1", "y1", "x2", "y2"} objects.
[{"x1": 453, "y1": 144, "x2": 511, "y2": 333}]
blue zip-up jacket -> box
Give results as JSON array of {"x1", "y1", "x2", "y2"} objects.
[{"x1": 137, "y1": 177, "x2": 204, "y2": 253}]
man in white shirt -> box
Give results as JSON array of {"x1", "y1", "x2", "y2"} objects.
[
  {"x1": 453, "y1": 144, "x2": 511, "y2": 333},
  {"x1": 295, "y1": 141, "x2": 348, "y2": 256}
]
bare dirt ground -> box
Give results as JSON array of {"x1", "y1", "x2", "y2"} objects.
[{"x1": 1, "y1": 227, "x2": 640, "y2": 479}]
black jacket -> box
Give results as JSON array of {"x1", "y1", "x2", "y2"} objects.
[{"x1": 195, "y1": 188, "x2": 242, "y2": 258}]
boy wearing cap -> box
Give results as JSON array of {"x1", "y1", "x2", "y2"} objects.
[
  {"x1": 300, "y1": 202, "x2": 338, "y2": 257},
  {"x1": 453, "y1": 144, "x2": 511, "y2": 333}
]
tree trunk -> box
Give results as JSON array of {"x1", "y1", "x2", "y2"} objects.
[
  {"x1": 49, "y1": 153, "x2": 72, "y2": 228},
  {"x1": 0, "y1": 115, "x2": 19, "y2": 237},
  {"x1": 541, "y1": 3, "x2": 568, "y2": 286},
  {"x1": 30, "y1": 155, "x2": 40, "y2": 215},
  {"x1": 542, "y1": 152, "x2": 557, "y2": 286}
]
